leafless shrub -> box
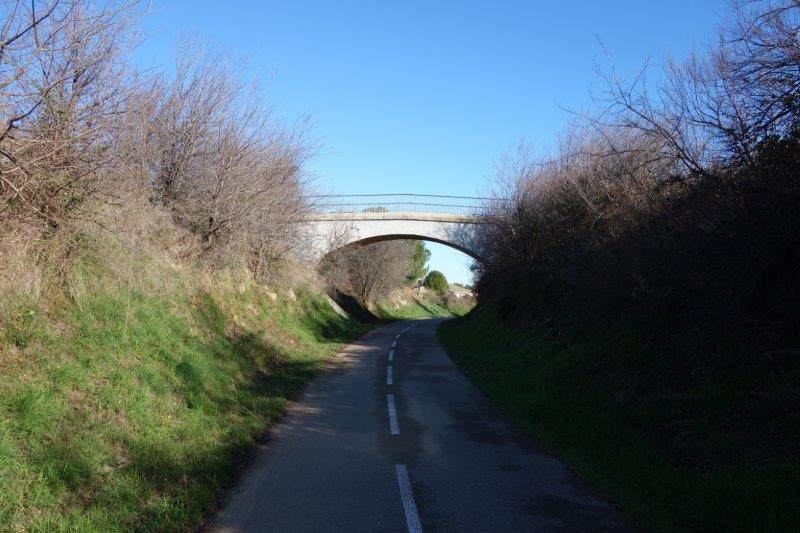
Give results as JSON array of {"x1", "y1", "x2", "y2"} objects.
[
  {"x1": 123, "y1": 43, "x2": 313, "y2": 280},
  {"x1": 476, "y1": 1, "x2": 800, "y2": 338},
  {"x1": 477, "y1": 127, "x2": 679, "y2": 312},
  {"x1": 0, "y1": 0, "x2": 141, "y2": 237},
  {"x1": 0, "y1": 3, "x2": 316, "y2": 288}
]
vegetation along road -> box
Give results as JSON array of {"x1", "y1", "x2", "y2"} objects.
[{"x1": 3, "y1": 0, "x2": 799, "y2": 530}]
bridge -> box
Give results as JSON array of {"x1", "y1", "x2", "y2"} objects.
[{"x1": 306, "y1": 194, "x2": 500, "y2": 262}]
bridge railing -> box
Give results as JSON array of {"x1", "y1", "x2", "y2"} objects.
[{"x1": 308, "y1": 194, "x2": 508, "y2": 216}]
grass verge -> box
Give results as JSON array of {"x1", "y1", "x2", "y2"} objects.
[
  {"x1": 0, "y1": 251, "x2": 368, "y2": 530},
  {"x1": 438, "y1": 311, "x2": 800, "y2": 532}
]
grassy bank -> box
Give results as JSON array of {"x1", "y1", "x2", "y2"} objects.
[
  {"x1": 376, "y1": 296, "x2": 452, "y2": 319},
  {"x1": 0, "y1": 242, "x2": 368, "y2": 530},
  {"x1": 376, "y1": 291, "x2": 472, "y2": 320},
  {"x1": 439, "y1": 311, "x2": 800, "y2": 532}
]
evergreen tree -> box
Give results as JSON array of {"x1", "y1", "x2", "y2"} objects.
[
  {"x1": 407, "y1": 240, "x2": 430, "y2": 283},
  {"x1": 423, "y1": 270, "x2": 448, "y2": 293}
]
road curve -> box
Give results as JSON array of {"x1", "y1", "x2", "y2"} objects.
[{"x1": 209, "y1": 319, "x2": 629, "y2": 532}]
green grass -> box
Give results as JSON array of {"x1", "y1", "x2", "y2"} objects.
[
  {"x1": 438, "y1": 311, "x2": 800, "y2": 532},
  {"x1": 376, "y1": 292, "x2": 472, "y2": 320},
  {"x1": 0, "y1": 258, "x2": 368, "y2": 530},
  {"x1": 443, "y1": 297, "x2": 475, "y2": 317},
  {"x1": 377, "y1": 297, "x2": 451, "y2": 319}
]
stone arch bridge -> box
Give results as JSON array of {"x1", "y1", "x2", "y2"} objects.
[{"x1": 306, "y1": 194, "x2": 501, "y2": 263}]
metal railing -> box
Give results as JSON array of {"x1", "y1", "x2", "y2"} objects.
[{"x1": 309, "y1": 193, "x2": 507, "y2": 216}]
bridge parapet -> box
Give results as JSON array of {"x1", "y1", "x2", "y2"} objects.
[
  {"x1": 307, "y1": 211, "x2": 479, "y2": 223},
  {"x1": 309, "y1": 194, "x2": 505, "y2": 217}
]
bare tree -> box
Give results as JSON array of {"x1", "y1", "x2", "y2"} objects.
[
  {"x1": 594, "y1": 1, "x2": 800, "y2": 174},
  {"x1": 321, "y1": 240, "x2": 414, "y2": 306},
  {"x1": 0, "y1": 0, "x2": 141, "y2": 235}
]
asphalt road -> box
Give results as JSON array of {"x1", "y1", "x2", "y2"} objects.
[{"x1": 210, "y1": 319, "x2": 629, "y2": 532}]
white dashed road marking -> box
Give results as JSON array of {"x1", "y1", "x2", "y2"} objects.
[
  {"x1": 388, "y1": 349, "x2": 394, "y2": 361},
  {"x1": 387, "y1": 394, "x2": 400, "y2": 435},
  {"x1": 395, "y1": 464, "x2": 423, "y2": 533},
  {"x1": 392, "y1": 340, "x2": 397, "y2": 348},
  {"x1": 387, "y1": 366, "x2": 393, "y2": 385}
]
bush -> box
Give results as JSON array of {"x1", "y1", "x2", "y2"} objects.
[
  {"x1": 0, "y1": 1, "x2": 311, "y2": 284},
  {"x1": 423, "y1": 270, "x2": 449, "y2": 293},
  {"x1": 475, "y1": 1, "x2": 800, "y2": 343},
  {"x1": 0, "y1": 1, "x2": 140, "y2": 235}
]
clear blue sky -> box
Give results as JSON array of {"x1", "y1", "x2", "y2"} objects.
[{"x1": 134, "y1": 0, "x2": 728, "y2": 284}]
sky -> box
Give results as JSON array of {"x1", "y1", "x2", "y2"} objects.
[{"x1": 133, "y1": 0, "x2": 729, "y2": 284}]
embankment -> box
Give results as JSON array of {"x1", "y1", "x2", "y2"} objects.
[
  {"x1": 439, "y1": 310, "x2": 800, "y2": 531},
  {"x1": 376, "y1": 288, "x2": 474, "y2": 319},
  {"x1": 0, "y1": 238, "x2": 368, "y2": 530}
]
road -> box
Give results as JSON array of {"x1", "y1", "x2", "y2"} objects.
[{"x1": 210, "y1": 319, "x2": 629, "y2": 532}]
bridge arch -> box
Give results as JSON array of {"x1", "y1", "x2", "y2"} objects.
[
  {"x1": 304, "y1": 194, "x2": 498, "y2": 264},
  {"x1": 324, "y1": 233, "x2": 485, "y2": 263}
]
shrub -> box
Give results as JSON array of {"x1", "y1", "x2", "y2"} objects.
[
  {"x1": 0, "y1": 1, "x2": 140, "y2": 235},
  {"x1": 0, "y1": 2, "x2": 311, "y2": 285},
  {"x1": 423, "y1": 270, "x2": 449, "y2": 294},
  {"x1": 474, "y1": 1, "x2": 800, "y2": 344}
]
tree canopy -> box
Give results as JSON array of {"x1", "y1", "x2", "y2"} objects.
[
  {"x1": 407, "y1": 240, "x2": 430, "y2": 283},
  {"x1": 423, "y1": 270, "x2": 448, "y2": 293}
]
